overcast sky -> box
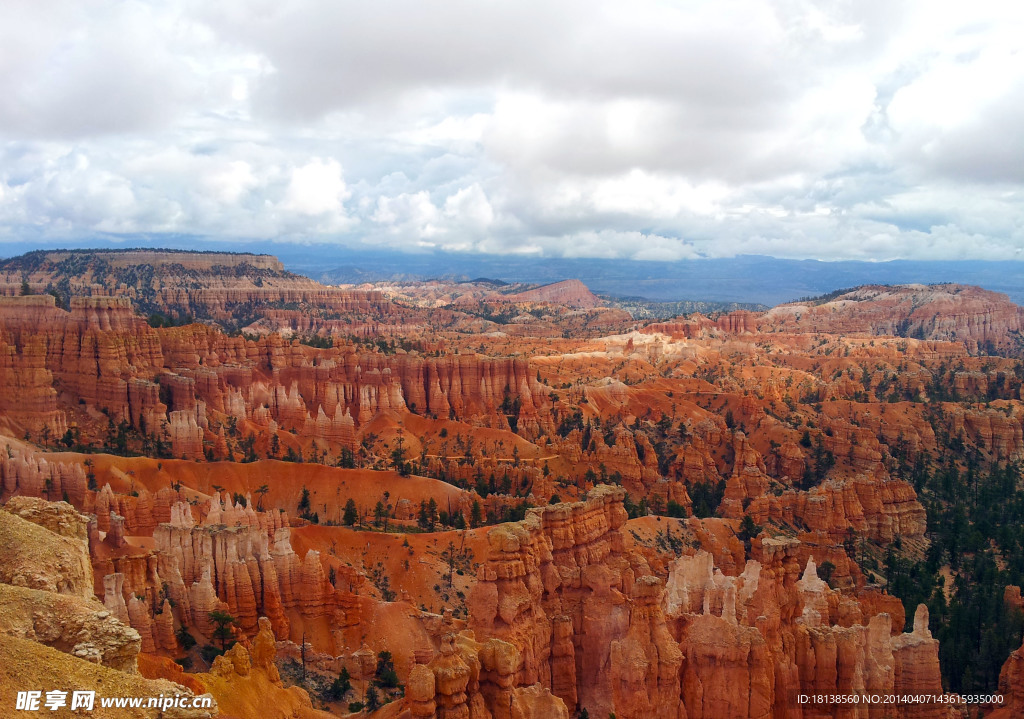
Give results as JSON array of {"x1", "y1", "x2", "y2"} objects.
[{"x1": 1, "y1": 0, "x2": 1023, "y2": 261}]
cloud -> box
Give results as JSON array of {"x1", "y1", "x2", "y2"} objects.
[
  {"x1": 372, "y1": 191, "x2": 442, "y2": 238},
  {"x1": 443, "y1": 184, "x2": 494, "y2": 230},
  {"x1": 282, "y1": 158, "x2": 351, "y2": 217},
  {"x1": 0, "y1": 0, "x2": 1022, "y2": 261},
  {"x1": 0, "y1": 1, "x2": 226, "y2": 138}
]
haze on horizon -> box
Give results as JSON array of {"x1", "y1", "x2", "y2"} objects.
[{"x1": 1, "y1": 0, "x2": 1023, "y2": 263}]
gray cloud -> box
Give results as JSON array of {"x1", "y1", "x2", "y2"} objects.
[
  {"x1": 0, "y1": 2, "x2": 219, "y2": 138},
  {"x1": 0, "y1": 0, "x2": 1022, "y2": 262}
]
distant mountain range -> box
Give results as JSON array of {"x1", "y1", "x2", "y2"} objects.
[
  {"x1": 2, "y1": 238, "x2": 1022, "y2": 305},
  {"x1": 290, "y1": 251, "x2": 1024, "y2": 306}
]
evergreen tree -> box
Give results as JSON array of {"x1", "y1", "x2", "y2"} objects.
[
  {"x1": 427, "y1": 497, "x2": 438, "y2": 530},
  {"x1": 327, "y1": 666, "x2": 352, "y2": 700},
  {"x1": 373, "y1": 650, "x2": 399, "y2": 689},
  {"x1": 343, "y1": 498, "x2": 358, "y2": 526},
  {"x1": 365, "y1": 686, "x2": 380, "y2": 712},
  {"x1": 208, "y1": 610, "x2": 237, "y2": 651}
]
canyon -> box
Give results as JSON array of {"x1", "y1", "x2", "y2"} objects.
[{"x1": 0, "y1": 249, "x2": 1021, "y2": 718}]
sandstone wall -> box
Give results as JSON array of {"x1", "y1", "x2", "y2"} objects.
[{"x1": 467, "y1": 489, "x2": 952, "y2": 719}]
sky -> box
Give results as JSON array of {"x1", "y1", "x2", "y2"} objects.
[{"x1": 1, "y1": 0, "x2": 1023, "y2": 262}]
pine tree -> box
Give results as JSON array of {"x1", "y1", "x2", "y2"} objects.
[
  {"x1": 208, "y1": 610, "x2": 237, "y2": 651},
  {"x1": 328, "y1": 666, "x2": 352, "y2": 700},
  {"x1": 343, "y1": 498, "x2": 358, "y2": 526},
  {"x1": 365, "y1": 686, "x2": 380, "y2": 711},
  {"x1": 427, "y1": 497, "x2": 438, "y2": 530}
]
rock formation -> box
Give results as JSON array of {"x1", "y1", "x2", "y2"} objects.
[
  {"x1": 0, "y1": 255, "x2": 1020, "y2": 719},
  {"x1": 466, "y1": 489, "x2": 953, "y2": 718},
  {"x1": 0, "y1": 501, "x2": 94, "y2": 599},
  {"x1": 91, "y1": 497, "x2": 358, "y2": 651},
  {"x1": 0, "y1": 291, "x2": 550, "y2": 463},
  {"x1": 757, "y1": 284, "x2": 1024, "y2": 354},
  {"x1": 197, "y1": 615, "x2": 332, "y2": 719},
  {"x1": 0, "y1": 497, "x2": 216, "y2": 717},
  {"x1": 0, "y1": 636, "x2": 217, "y2": 719},
  {"x1": 468, "y1": 486, "x2": 682, "y2": 718},
  {"x1": 508, "y1": 279, "x2": 603, "y2": 309},
  {"x1": 0, "y1": 249, "x2": 393, "y2": 328}
]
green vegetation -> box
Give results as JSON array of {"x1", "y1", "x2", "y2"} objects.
[
  {"x1": 200, "y1": 644, "x2": 224, "y2": 664},
  {"x1": 794, "y1": 287, "x2": 859, "y2": 305},
  {"x1": 372, "y1": 651, "x2": 400, "y2": 690},
  {"x1": 737, "y1": 515, "x2": 762, "y2": 552},
  {"x1": 343, "y1": 498, "x2": 358, "y2": 526},
  {"x1": 298, "y1": 334, "x2": 333, "y2": 349},
  {"x1": 146, "y1": 311, "x2": 194, "y2": 328},
  {"x1": 208, "y1": 610, "x2": 237, "y2": 652},
  {"x1": 417, "y1": 498, "x2": 438, "y2": 530},
  {"x1": 327, "y1": 667, "x2": 352, "y2": 701},
  {"x1": 176, "y1": 625, "x2": 196, "y2": 651},
  {"x1": 298, "y1": 486, "x2": 318, "y2": 524},
  {"x1": 882, "y1": 415, "x2": 1024, "y2": 693},
  {"x1": 689, "y1": 480, "x2": 726, "y2": 518},
  {"x1": 367, "y1": 562, "x2": 396, "y2": 602},
  {"x1": 799, "y1": 434, "x2": 835, "y2": 490}
]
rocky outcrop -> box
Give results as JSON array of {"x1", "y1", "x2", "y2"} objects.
[
  {"x1": 466, "y1": 489, "x2": 952, "y2": 719},
  {"x1": 713, "y1": 425, "x2": 927, "y2": 543},
  {"x1": 95, "y1": 497, "x2": 350, "y2": 649},
  {"x1": 3, "y1": 495, "x2": 90, "y2": 540},
  {"x1": 758, "y1": 284, "x2": 1024, "y2": 354},
  {"x1": 156, "y1": 345, "x2": 548, "y2": 458},
  {"x1": 402, "y1": 628, "x2": 570, "y2": 719},
  {"x1": 0, "y1": 583, "x2": 141, "y2": 671},
  {"x1": 992, "y1": 635, "x2": 1024, "y2": 719},
  {"x1": 103, "y1": 573, "x2": 131, "y2": 625},
  {"x1": 610, "y1": 575, "x2": 684, "y2": 718},
  {"x1": 889, "y1": 605, "x2": 947, "y2": 719},
  {"x1": 0, "y1": 497, "x2": 213, "y2": 717},
  {"x1": 680, "y1": 612, "x2": 773, "y2": 719},
  {"x1": 0, "y1": 289, "x2": 550, "y2": 461},
  {"x1": 0, "y1": 635, "x2": 217, "y2": 719},
  {"x1": 508, "y1": 279, "x2": 603, "y2": 309},
  {"x1": 0, "y1": 294, "x2": 164, "y2": 426},
  {"x1": 664, "y1": 542, "x2": 953, "y2": 719},
  {"x1": 167, "y1": 409, "x2": 205, "y2": 459},
  {"x1": 469, "y1": 486, "x2": 679, "y2": 718},
  {"x1": 0, "y1": 249, "x2": 391, "y2": 327},
  {"x1": 0, "y1": 501, "x2": 93, "y2": 599},
  {"x1": 198, "y1": 615, "x2": 331, "y2": 719},
  {"x1": 0, "y1": 443, "x2": 89, "y2": 506},
  {"x1": 0, "y1": 302, "x2": 67, "y2": 436},
  {"x1": 0, "y1": 499, "x2": 140, "y2": 672},
  {"x1": 137, "y1": 653, "x2": 207, "y2": 695},
  {"x1": 726, "y1": 475, "x2": 927, "y2": 543}
]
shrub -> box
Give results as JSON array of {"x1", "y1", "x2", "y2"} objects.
[
  {"x1": 200, "y1": 645, "x2": 223, "y2": 664},
  {"x1": 176, "y1": 625, "x2": 197, "y2": 650}
]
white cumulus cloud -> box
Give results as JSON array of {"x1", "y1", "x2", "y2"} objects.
[{"x1": 0, "y1": 0, "x2": 1022, "y2": 261}]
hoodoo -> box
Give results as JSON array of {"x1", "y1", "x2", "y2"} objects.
[{"x1": 0, "y1": 250, "x2": 1020, "y2": 718}]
